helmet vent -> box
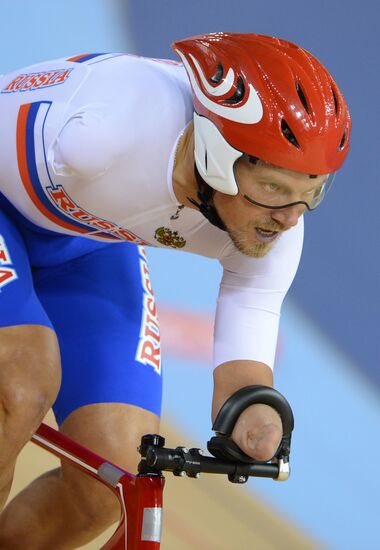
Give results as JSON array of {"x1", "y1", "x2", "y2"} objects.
[
  {"x1": 339, "y1": 126, "x2": 347, "y2": 151},
  {"x1": 295, "y1": 82, "x2": 310, "y2": 114},
  {"x1": 281, "y1": 119, "x2": 300, "y2": 149},
  {"x1": 331, "y1": 85, "x2": 339, "y2": 115},
  {"x1": 223, "y1": 76, "x2": 245, "y2": 105},
  {"x1": 210, "y1": 63, "x2": 224, "y2": 84}
]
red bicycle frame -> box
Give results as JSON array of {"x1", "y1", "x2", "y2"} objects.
[
  {"x1": 30, "y1": 387, "x2": 294, "y2": 548},
  {"x1": 32, "y1": 423, "x2": 164, "y2": 549}
]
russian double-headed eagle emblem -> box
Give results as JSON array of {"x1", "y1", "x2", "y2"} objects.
[{"x1": 154, "y1": 227, "x2": 186, "y2": 248}]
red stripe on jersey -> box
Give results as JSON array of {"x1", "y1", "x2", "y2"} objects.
[{"x1": 66, "y1": 54, "x2": 91, "y2": 62}]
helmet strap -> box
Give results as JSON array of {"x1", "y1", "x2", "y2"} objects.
[{"x1": 187, "y1": 164, "x2": 226, "y2": 231}]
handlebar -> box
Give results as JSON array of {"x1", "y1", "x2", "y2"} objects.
[{"x1": 138, "y1": 385, "x2": 294, "y2": 483}]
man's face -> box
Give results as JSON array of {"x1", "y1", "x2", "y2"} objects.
[{"x1": 213, "y1": 158, "x2": 328, "y2": 258}]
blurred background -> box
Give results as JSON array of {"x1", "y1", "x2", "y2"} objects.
[{"x1": 2, "y1": 1, "x2": 379, "y2": 548}]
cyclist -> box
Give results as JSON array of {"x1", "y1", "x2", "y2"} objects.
[{"x1": 0, "y1": 33, "x2": 350, "y2": 548}]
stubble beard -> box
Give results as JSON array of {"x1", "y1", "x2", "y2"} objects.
[
  {"x1": 227, "y1": 229, "x2": 275, "y2": 257},
  {"x1": 226, "y1": 219, "x2": 285, "y2": 258}
]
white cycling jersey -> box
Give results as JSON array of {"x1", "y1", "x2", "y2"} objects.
[{"x1": 0, "y1": 52, "x2": 303, "y2": 369}]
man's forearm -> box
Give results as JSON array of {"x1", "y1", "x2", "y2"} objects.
[
  {"x1": 212, "y1": 360, "x2": 274, "y2": 421},
  {"x1": 212, "y1": 360, "x2": 282, "y2": 461}
]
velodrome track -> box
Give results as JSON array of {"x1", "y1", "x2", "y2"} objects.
[{"x1": 9, "y1": 410, "x2": 320, "y2": 550}]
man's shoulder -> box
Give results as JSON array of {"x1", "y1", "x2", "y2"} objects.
[{"x1": 1, "y1": 53, "x2": 188, "y2": 96}]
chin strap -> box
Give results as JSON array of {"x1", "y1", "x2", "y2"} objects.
[{"x1": 187, "y1": 165, "x2": 226, "y2": 231}]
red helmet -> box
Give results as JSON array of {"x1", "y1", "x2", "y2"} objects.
[{"x1": 172, "y1": 32, "x2": 351, "y2": 195}]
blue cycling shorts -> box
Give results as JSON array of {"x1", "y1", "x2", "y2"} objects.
[{"x1": 0, "y1": 194, "x2": 162, "y2": 425}]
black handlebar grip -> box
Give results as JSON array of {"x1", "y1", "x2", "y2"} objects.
[{"x1": 212, "y1": 385, "x2": 294, "y2": 438}]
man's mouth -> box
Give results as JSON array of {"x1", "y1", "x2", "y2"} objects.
[{"x1": 255, "y1": 227, "x2": 280, "y2": 243}]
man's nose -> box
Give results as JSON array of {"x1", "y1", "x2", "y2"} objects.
[{"x1": 270, "y1": 203, "x2": 306, "y2": 228}]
